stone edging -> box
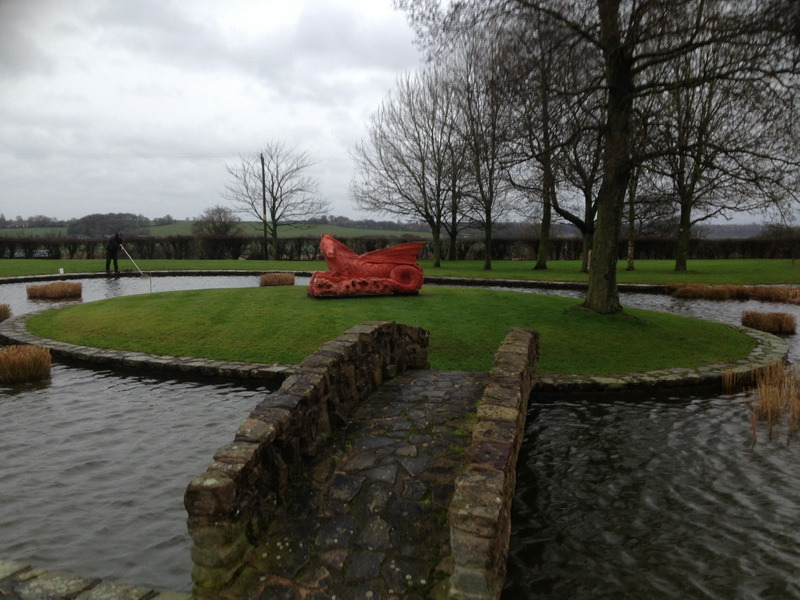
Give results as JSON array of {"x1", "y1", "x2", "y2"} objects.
[
  {"x1": 535, "y1": 326, "x2": 788, "y2": 392},
  {"x1": 0, "y1": 312, "x2": 292, "y2": 382},
  {"x1": 448, "y1": 327, "x2": 539, "y2": 599}
]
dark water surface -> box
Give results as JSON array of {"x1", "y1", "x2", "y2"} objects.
[
  {"x1": 503, "y1": 287, "x2": 800, "y2": 599},
  {"x1": 0, "y1": 275, "x2": 277, "y2": 592},
  {"x1": 2, "y1": 276, "x2": 799, "y2": 596}
]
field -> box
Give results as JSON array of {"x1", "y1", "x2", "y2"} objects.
[
  {"x1": 0, "y1": 258, "x2": 797, "y2": 285},
  {"x1": 0, "y1": 222, "x2": 429, "y2": 239}
]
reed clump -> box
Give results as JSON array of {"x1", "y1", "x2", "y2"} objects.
[
  {"x1": 0, "y1": 345, "x2": 52, "y2": 383},
  {"x1": 750, "y1": 362, "x2": 800, "y2": 443},
  {"x1": 259, "y1": 272, "x2": 295, "y2": 287},
  {"x1": 672, "y1": 284, "x2": 800, "y2": 305},
  {"x1": 26, "y1": 281, "x2": 82, "y2": 300},
  {"x1": 0, "y1": 304, "x2": 10, "y2": 323},
  {"x1": 741, "y1": 311, "x2": 797, "y2": 335}
]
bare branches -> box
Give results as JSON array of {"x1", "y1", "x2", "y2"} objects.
[{"x1": 223, "y1": 140, "x2": 328, "y2": 258}]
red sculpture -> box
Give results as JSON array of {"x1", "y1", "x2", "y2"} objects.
[{"x1": 308, "y1": 234, "x2": 425, "y2": 297}]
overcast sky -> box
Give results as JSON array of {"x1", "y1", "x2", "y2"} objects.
[{"x1": 0, "y1": 0, "x2": 421, "y2": 222}]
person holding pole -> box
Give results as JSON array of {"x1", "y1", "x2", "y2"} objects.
[{"x1": 105, "y1": 231, "x2": 124, "y2": 275}]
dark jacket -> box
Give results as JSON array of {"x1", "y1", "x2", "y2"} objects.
[{"x1": 106, "y1": 233, "x2": 123, "y2": 256}]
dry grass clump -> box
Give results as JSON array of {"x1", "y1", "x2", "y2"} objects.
[
  {"x1": 0, "y1": 345, "x2": 52, "y2": 383},
  {"x1": 741, "y1": 311, "x2": 797, "y2": 334},
  {"x1": 672, "y1": 284, "x2": 800, "y2": 305},
  {"x1": 0, "y1": 304, "x2": 10, "y2": 323},
  {"x1": 26, "y1": 281, "x2": 82, "y2": 300},
  {"x1": 259, "y1": 272, "x2": 295, "y2": 287},
  {"x1": 749, "y1": 362, "x2": 800, "y2": 444}
]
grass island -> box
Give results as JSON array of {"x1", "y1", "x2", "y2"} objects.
[{"x1": 25, "y1": 283, "x2": 755, "y2": 374}]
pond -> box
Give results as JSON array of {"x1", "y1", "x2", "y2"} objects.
[{"x1": 1, "y1": 275, "x2": 798, "y2": 596}]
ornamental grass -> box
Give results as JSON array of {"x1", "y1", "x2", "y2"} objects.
[
  {"x1": 0, "y1": 304, "x2": 10, "y2": 323},
  {"x1": 259, "y1": 272, "x2": 295, "y2": 286},
  {"x1": 26, "y1": 281, "x2": 82, "y2": 300},
  {"x1": 0, "y1": 345, "x2": 52, "y2": 383},
  {"x1": 741, "y1": 311, "x2": 797, "y2": 335},
  {"x1": 749, "y1": 362, "x2": 800, "y2": 444},
  {"x1": 672, "y1": 284, "x2": 800, "y2": 305}
]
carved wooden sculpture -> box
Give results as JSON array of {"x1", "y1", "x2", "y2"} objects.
[{"x1": 307, "y1": 234, "x2": 425, "y2": 297}]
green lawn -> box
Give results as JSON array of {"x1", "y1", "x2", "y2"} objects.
[
  {"x1": 1, "y1": 258, "x2": 798, "y2": 285},
  {"x1": 25, "y1": 285, "x2": 756, "y2": 373}
]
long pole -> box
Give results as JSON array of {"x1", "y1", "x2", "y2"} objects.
[{"x1": 121, "y1": 246, "x2": 146, "y2": 277}]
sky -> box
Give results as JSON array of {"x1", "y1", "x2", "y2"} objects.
[{"x1": 0, "y1": 0, "x2": 422, "y2": 222}]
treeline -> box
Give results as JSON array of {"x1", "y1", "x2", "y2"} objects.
[
  {"x1": 0, "y1": 213, "x2": 178, "y2": 233},
  {"x1": 1, "y1": 233, "x2": 796, "y2": 262}
]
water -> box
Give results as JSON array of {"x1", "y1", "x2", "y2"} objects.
[
  {"x1": 0, "y1": 365, "x2": 270, "y2": 593},
  {"x1": 2, "y1": 276, "x2": 799, "y2": 596},
  {"x1": 504, "y1": 391, "x2": 800, "y2": 599},
  {"x1": 502, "y1": 287, "x2": 800, "y2": 599},
  {"x1": 0, "y1": 276, "x2": 285, "y2": 592}
]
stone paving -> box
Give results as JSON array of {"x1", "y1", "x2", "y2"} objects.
[
  {"x1": 0, "y1": 560, "x2": 189, "y2": 600},
  {"x1": 235, "y1": 369, "x2": 487, "y2": 600}
]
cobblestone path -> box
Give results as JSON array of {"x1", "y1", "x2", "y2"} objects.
[{"x1": 241, "y1": 369, "x2": 487, "y2": 600}]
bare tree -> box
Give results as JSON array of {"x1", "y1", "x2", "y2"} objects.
[
  {"x1": 454, "y1": 30, "x2": 521, "y2": 270},
  {"x1": 191, "y1": 205, "x2": 242, "y2": 237},
  {"x1": 350, "y1": 67, "x2": 465, "y2": 267},
  {"x1": 647, "y1": 46, "x2": 800, "y2": 271},
  {"x1": 223, "y1": 141, "x2": 328, "y2": 259}
]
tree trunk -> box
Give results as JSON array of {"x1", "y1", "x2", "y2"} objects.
[
  {"x1": 271, "y1": 221, "x2": 279, "y2": 261},
  {"x1": 674, "y1": 203, "x2": 692, "y2": 271},
  {"x1": 431, "y1": 227, "x2": 442, "y2": 267},
  {"x1": 581, "y1": 231, "x2": 594, "y2": 273},
  {"x1": 483, "y1": 220, "x2": 492, "y2": 270},
  {"x1": 534, "y1": 179, "x2": 552, "y2": 270},
  {"x1": 448, "y1": 196, "x2": 459, "y2": 261},
  {"x1": 626, "y1": 172, "x2": 637, "y2": 271},
  {"x1": 583, "y1": 0, "x2": 632, "y2": 315}
]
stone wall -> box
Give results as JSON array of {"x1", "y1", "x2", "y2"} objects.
[
  {"x1": 448, "y1": 327, "x2": 539, "y2": 600},
  {"x1": 183, "y1": 321, "x2": 429, "y2": 599}
]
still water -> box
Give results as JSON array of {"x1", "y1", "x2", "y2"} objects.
[{"x1": 1, "y1": 276, "x2": 799, "y2": 596}]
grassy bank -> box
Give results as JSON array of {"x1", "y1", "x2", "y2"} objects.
[
  {"x1": 0, "y1": 258, "x2": 797, "y2": 285},
  {"x1": 26, "y1": 286, "x2": 755, "y2": 373}
]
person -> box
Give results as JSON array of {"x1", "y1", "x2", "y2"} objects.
[{"x1": 105, "y1": 231, "x2": 124, "y2": 275}]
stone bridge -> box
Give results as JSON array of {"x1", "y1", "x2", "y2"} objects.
[{"x1": 184, "y1": 322, "x2": 539, "y2": 600}]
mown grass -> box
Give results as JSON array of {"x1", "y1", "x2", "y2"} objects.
[
  {"x1": 26, "y1": 286, "x2": 755, "y2": 373},
  {"x1": 1, "y1": 258, "x2": 797, "y2": 285}
]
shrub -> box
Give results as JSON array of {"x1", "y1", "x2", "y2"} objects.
[
  {"x1": 259, "y1": 272, "x2": 295, "y2": 287},
  {"x1": 0, "y1": 345, "x2": 52, "y2": 383},
  {"x1": 26, "y1": 281, "x2": 82, "y2": 300},
  {"x1": 672, "y1": 284, "x2": 800, "y2": 305},
  {"x1": 0, "y1": 304, "x2": 10, "y2": 323},
  {"x1": 741, "y1": 311, "x2": 797, "y2": 334},
  {"x1": 750, "y1": 362, "x2": 800, "y2": 444}
]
